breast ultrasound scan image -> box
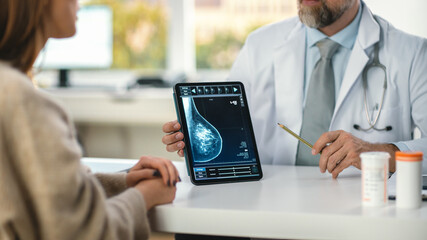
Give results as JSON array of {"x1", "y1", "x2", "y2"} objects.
[
  {"x1": 177, "y1": 84, "x2": 261, "y2": 182},
  {"x1": 183, "y1": 97, "x2": 223, "y2": 162}
]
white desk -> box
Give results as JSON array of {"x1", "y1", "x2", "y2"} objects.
[{"x1": 82, "y1": 158, "x2": 427, "y2": 240}]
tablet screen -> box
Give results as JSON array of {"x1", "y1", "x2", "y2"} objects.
[{"x1": 174, "y1": 82, "x2": 262, "y2": 185}]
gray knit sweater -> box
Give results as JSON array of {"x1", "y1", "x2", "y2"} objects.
[{"x1": 0, "y1": 61, "x2": 150, "y2": 240}]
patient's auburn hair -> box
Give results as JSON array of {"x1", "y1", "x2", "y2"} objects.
[{"x1": 0, "y1": 0, "x2": 48, "y2": 74}]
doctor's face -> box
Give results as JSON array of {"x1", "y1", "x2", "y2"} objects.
[{"x1": 297, "y1": 0, "x2": 356, "y2": 28}]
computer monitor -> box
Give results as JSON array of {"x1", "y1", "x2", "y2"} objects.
[{"x1": 34, "y1": 5, "x2": 113, "y2": 87}]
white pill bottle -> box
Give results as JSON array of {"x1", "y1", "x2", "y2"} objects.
[
  {"x1": 396, "y1": 151, "x2": 423, "y2": 209},
  {"x1": 361, "y1": 152, "x2": 390, "y2": 207}
]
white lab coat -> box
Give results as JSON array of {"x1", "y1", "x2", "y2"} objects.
[{"x1": 228, "y1": 2, "x2": 427, "y2": 172}]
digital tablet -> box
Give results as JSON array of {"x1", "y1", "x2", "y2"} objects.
[{"x1": 173, "y1": 81, "x2": 263, "y2": 185}]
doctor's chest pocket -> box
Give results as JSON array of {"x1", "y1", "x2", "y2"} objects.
[{"x1": 352, "y1": 105, "x2": 404, "y2": 143}]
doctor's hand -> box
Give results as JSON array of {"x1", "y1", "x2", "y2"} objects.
[
  {"x1": 312, "y1": 130, "x2": 399, "y2": 179},
  {"x1": 162, "y1": 120, "x2": 185, "y2": 157}
]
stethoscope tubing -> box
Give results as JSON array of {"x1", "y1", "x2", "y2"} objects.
[{"x1": 356, "y1": 38, "x2": 391, "y2": 132}]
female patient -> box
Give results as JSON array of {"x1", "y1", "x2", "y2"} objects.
[{"x1": 0, "y1": 0, "x2": 180, "y2": 239}]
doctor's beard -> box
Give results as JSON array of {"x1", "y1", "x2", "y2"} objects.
[{"x1": 298, "y1": 0, "x2": 355, "y2": 28}]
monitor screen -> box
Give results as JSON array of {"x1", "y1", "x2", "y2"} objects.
[{"x1": 35, "y1": 5, "x2": 113, "y2": 69}]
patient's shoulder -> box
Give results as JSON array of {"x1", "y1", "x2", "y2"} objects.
[
  {"x1": 0, "y1": 62, "x2": 64, "y2": 119},
  {"x1": 0, "y1": 62, "x2": 36, "y2": 101}
]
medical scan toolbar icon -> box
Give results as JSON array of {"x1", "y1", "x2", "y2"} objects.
[
  {"x1": 187, "y1": 85, "x2": 241, "y2": 96},
  {"x1": 183, "y1": 97, "x2": 223, "y2": 162}
]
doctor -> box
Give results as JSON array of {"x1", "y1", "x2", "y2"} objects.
[{"x1": 163, "y1": 0, "x2": 427, "y2": 179}]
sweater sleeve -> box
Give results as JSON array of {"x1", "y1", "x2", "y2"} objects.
[
  {"x1": 94, "y1": 172, "x2": 128, "y2": 198},
  {"x1": 1, "y1": 72, "x2": 150, "y2": 240}
]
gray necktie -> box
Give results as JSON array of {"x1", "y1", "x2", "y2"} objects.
[{"x1": 296, "y1": 38, "x2": 341, "y2": 166}]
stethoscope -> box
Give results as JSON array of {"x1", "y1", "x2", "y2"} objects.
[{"x1": 353, "y1": 34, "x2": 392, "y2": 132}]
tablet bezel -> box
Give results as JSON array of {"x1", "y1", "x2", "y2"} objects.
[{"x1": 173, "y1": 81, "x2": 263, "y2": 185}]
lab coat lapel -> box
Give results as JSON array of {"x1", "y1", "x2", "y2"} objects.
[
  {"x1": 332, "y1": 4, "x2": 380, "y2": 125},
  {"x1": 273, "y1": 23, "x2": 305, "y2": 164}
]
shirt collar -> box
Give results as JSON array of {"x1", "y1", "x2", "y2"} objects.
[{"x1": 306, "y1": 3, "x2": 363, "y2": 49}]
